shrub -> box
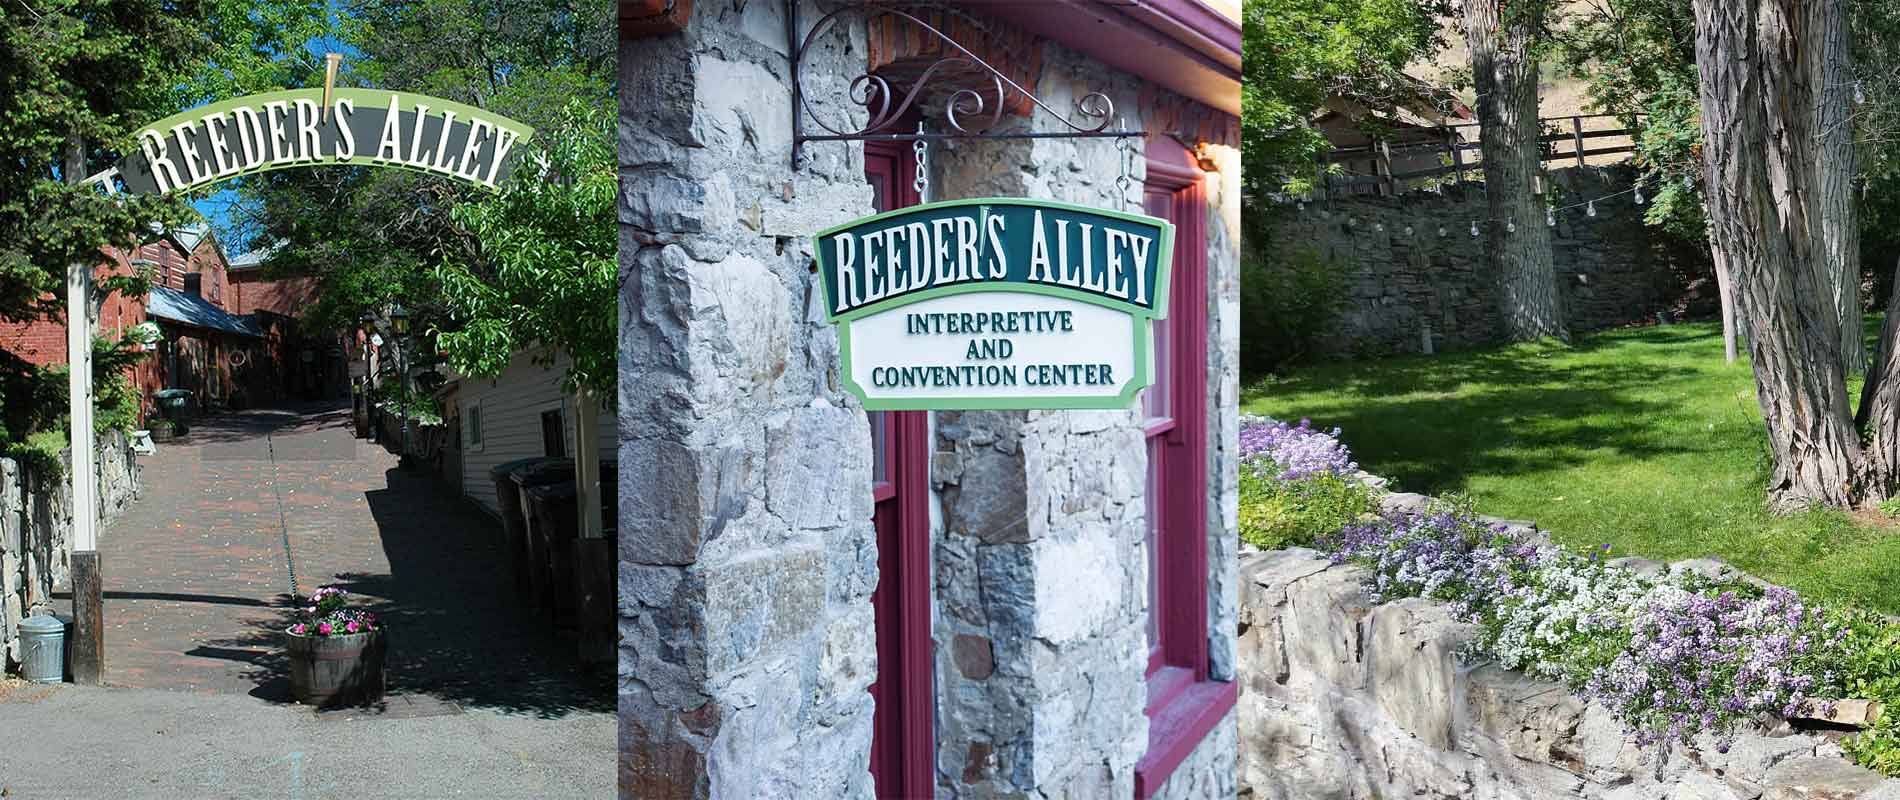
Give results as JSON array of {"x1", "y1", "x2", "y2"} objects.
[
  {"x1": 1239, "y1": 415, "x2": 1373, "y2": 549},
  {"x1": 1242, "y1": 471, "x2": 1376, "y2": 550},
  {"x1": 1241, "y1": 245, "x2": 1349, "y2": 377}
]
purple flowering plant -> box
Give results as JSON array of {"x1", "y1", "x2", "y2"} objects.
[
  {"x1": 286, "y1": 585, "x2": 380, "y2": 638},
  {"x1": 1251, "y1": 414, "x2": 1900, "y2": 771},
  {"x1": 1239, "y1": 414, "x2": 1357, "y2": 481}
]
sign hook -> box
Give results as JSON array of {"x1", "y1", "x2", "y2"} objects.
[{"x1": 913, "y1": 121, "x2": 929, "y2": 201}]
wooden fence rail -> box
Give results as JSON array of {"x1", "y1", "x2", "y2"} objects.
[{"x1": 1323, "y1": 113, "x2": 1644, "y2": 196}]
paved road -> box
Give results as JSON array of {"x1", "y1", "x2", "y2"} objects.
[{"x1": 0, "y1": 402, "x2": 612, "y2": 797}]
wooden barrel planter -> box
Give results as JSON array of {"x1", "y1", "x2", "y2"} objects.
[{"x1": 286, "y1": 629, "x2": 387, "y2": 708}]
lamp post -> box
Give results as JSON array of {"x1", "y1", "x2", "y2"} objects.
[{"x1": 390, "y1": 304, "x2": 410, "y2": 468}]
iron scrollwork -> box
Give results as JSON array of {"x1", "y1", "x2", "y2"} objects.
[{"x1": 788, "y1": 0, "x2": 1142, "y2": 158}]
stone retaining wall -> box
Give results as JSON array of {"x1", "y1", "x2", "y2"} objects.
[
  {"x1": 1238, "y1": 540, "x2": 1900, "y2": 799},
  {"x1": 1, "y1": 430, "x2": 141, "y2": 671},
  {"x1": 1252, "y1": 164, "x2": 1709, "y2": 357}
]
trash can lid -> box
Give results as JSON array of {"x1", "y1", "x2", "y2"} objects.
[
  {"x1": 153, "y1": 388, "x2": 193, "y2": 399},
  {"x1": 19, "y1": 613, "x2": 64, "y2": 633},
  {"x1": 507, "y1": 458, "x2": 575, "y2": 487},
  {"x1": 523, "y1": 479, "x2": 579, "y2": 501},
  {"x1": 489, "y1": 456, "x2": 546, "y2": 480}
]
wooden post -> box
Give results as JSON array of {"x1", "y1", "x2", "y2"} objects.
[
  {"x1": 570, "y1": 388, "x2": 611, "y2": 664},
  {"x1": 1450, "y1": 135, "x2": 1466, "y2": 185},
  {"x1": 1376, "y1": 139, "x2": 1393, "y2": 195},
  {"x1": 65, "y1": 133, "x2": 104, "y2": 685},
  {"x1": 71, "y1": 551, "x2": 103, "y2": 684},
  {"x1": 1573, "y1": 115, "x2": 1586, "y2": 168}
]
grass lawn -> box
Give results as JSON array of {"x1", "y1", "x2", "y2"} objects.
[{"x1": 1242, "y1": 321, "x2": 1900, "y2": 615}]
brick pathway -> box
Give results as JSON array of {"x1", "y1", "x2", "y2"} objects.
[{"x1": 91, "y1": 401, "x2": 611, "y2": 717}]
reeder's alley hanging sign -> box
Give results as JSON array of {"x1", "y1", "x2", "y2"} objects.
[
  {"x1": 114, "y1": 88, "x2": 535, "y2": 196},
  {"x1": 816, "y1": 198, "x2": 1174, "y2": 411}
]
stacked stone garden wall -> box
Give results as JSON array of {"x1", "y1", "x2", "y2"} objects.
[
  {"x1": 1238, "y1": 494, "x2": 1900, "y2": 800},
  {"x1": 0, "y1": 430, "x2": 140, "y2": 671},
  {"x1": 1253, "y1": 164, "x2": 1709, "y2": 357}
]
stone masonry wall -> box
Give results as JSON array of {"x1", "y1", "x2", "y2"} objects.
[
  {"x1": 1238, "y1": 541, "x2": 1900, "y2": 800},
  {"x1": 928, "y1": 36, "x2": 1240, "y2": 799},
  {"x1": 1255, "y1": 165, "x2": 1690, "y2": 356},
  {"x1": 2, "y1": 430, "x2": 141, "y2": 670},
  {"x1": 618, "y1": 2, "x2": 880, "y2": 798}
]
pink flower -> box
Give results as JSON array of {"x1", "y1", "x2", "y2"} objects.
[
  {"x1": 345, "y1": 621, "x2": 360, "y2": 633},
  {"x1": 317, "y1": 622, "x2": 332, "y2": 635},
  {"x1": 289, "y1": 623, "x2": 306, "y2": 635}
]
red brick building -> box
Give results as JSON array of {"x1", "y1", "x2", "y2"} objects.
[{"x1": 0, "y1": 225, "x2": 263, "y2": 421}]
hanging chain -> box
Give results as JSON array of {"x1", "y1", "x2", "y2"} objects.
[
  {"x1": 1116, "y1": 124, "x2": 1136, "y2": 206},
  {"x1": 913, "y1": 121, "x2": 929, "y2": 200}
]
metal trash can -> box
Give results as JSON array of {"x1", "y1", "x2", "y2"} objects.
[
  {"x1": 492, "y1": 457, "x2": 572, "y2": 594},
  {"x1": 153, "y1": 388, "x2": 193, "y2": 435},
  {"x1": 19, "y1": 613, "x2": 66, "y2": 684}
]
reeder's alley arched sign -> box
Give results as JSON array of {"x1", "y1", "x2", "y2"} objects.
[
  {"x1": 115, "y1": 88, "x2": 535, "y2": 195},
  {"x1": 816, "y1": 198, "x2": 1174, "y2": 411}
]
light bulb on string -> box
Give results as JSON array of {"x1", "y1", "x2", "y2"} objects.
[
  {"x1": 1506, "y1": 217, "x2": 1516, "y2": 233},
  {"x1": 1586, "y1": 200, "x2": 1597, "y2": 218},
  {"x1": 1404, "y1": 225, "x2": 1414, "y2": 236},
  {"x1": 1437, "y1": 225, "x2": 1447, "y2": 238},
  {"x1": 1375, "y1": 222, "x2": 1385, "y2": 233},
  {"x1": 1470, "y1": 220, "x2": 1480, "y2": 237},
  {"x1": 1634, "y1": 183, "x2": 1645, "y2": 205},
  {"x1": 1684, "y1": 173, "x2": 1693, "y2": 189},
  {"x1": 1547, "y1": 206, "x2": 1556, "y2": 227},
  {"x1": 1857, "y1": 80, "x2": 1867, "y2": 105}
]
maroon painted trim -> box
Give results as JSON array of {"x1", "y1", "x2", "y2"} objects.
[
  {"x1": 1136, "y1": 136, "x2": 1223, "y2": 796},
  {"x1": 1134, "y1": 679, "x2": 1237, "y2": 797},
  {"x1": 950, "y1": 0, "x2": 1240, "y2": 115},
  {"x1": 865, "y1": 139, "x2": 935, "y2": 800}
]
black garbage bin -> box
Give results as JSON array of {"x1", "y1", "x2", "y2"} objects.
[
  {"x1": 491, "y1": 457, "x2": 572, "y2": 595},
  {"x1": 523, "y1": 479, "x2": 580, "y2": 626},
  {"x1": 576, "y1": 461, "x2": 617, "y2": 665}
]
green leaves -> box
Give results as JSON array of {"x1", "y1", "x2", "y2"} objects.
[
  {"x1": 1241, "y1": 0, "x2": 1450, "y2": 193},
  {"x1": 433, "y1": 97, "x2": 615, "y2": 395}
]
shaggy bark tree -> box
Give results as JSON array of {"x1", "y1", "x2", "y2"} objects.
[
  {"x1": 1466, "y1": 0, "x2": 1568, "y2": 342},
  {"x1": 1813, "y1": 0, "x2": 1864, "y2": 375},
  {"x1": 1694, "y1": 0, "x2": 1887, "y2": 509}
]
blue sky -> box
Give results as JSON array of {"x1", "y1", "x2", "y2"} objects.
[{"x1": 189, "y1": 16, "x2": 356, "y2": 255}]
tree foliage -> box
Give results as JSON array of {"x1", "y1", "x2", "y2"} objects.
[
  {"x1": 1241, "y1": 0, "x2": 1450, "y2": 194},
  {"x1": 233, "y1": 0, "x2": 615, "y2": 389},
  {"x1": 434, "y1": 98, "x2": 615, "y2": 395}
]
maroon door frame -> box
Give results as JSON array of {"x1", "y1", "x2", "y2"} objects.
[
  {"x1": 864, "y1": 141, "x2": 935, "y2": 800},
  {"x1": 1133, "y1": 136, "x2": 1233, "y2": 797}
]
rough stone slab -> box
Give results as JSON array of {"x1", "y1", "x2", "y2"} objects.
[
  {"x1": 1364, "y1": 598, "x2": 1470, "y2": 750},
  {"x1": 1760, "y1": 756, "x2": 1887, "y2": 799},
  {"x1": 1280, "y1": 563, "x2": 1374, "y2": 692}
]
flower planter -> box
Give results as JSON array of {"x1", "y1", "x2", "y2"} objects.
[
  {"x1": 149, "y1": 426, "x2": 174, "y2": 443},
  {"x1": 285, "y1": 628, "x2": 387, "y2": 708}
]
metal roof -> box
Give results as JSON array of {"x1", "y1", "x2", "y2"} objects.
[{"x1": 146, "y1": 285, "x2": 263, "y2": 338}]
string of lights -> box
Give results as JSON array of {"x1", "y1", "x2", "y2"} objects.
[{"x1": 1286, "y1": 161, "x2": 1687, "y2": 238}]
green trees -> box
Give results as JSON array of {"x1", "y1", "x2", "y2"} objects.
[
  {"x1": 1240, "y1": 0, "x2": 1449, "y2": 194},
  {"x1": 234, "y1": 0, "x2": 615, "y2": 390}
]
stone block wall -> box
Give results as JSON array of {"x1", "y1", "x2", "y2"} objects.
[
  {"x1": 1254, "y1": 165, "x2": 1696, "y2": 356},
  {"x1": 925, "y1": 37, "x2": 1240, "y2": 798},
  {"x1": 1237, "y1": 544, "x2": 1900, "y2": 799},
  {"x1": 618, "y1": 2, "x2": 880, "y2": 797},
  {"x1": 1, "y1": 430, "x2": 141, "y2": 670}
]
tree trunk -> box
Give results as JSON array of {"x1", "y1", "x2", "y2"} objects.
[
  {"x1": 1811, "y1": 0, "x2": 1863, "y2": 375},
  {"x1": 1712, "y1": 237, "x2": 1739, "y2": 364},
  {"x1": 1465, "y1": 0, "x2": 1568, "y2": 342},
  {"x1": 1694, "y1": 0, "x2": 1862, "y2": 510},
  {"x1": 1855, "y1": 256, "x2": 1900, "y2": 497}
]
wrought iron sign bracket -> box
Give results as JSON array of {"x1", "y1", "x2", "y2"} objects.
[{"x1": 786, "y1": 0, "x2": 1146, "y2": 163}]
